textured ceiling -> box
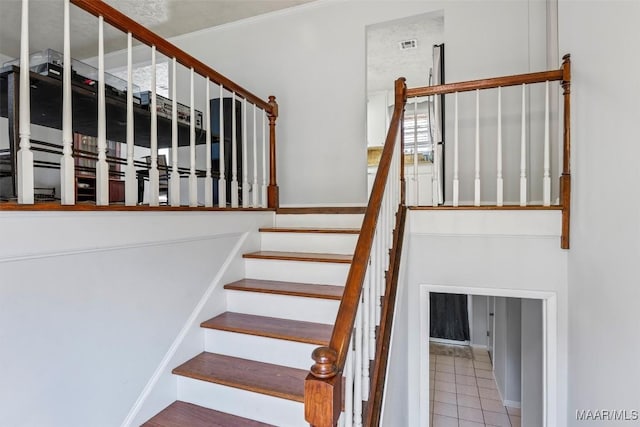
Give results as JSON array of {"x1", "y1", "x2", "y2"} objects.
[
  {"x1": 367, "y1": 11, "x2": 444, "y2": 93},
  {"x1": 0, "y1": 0, "x2": 315, "y2": 59}
]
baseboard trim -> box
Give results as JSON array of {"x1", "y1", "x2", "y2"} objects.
[
  {"x1": 120, "y1": 231, "x2": 251, "y2": 427},
  {"x1": 504, "y1": 400, "x2": 522, "y2": 409}
]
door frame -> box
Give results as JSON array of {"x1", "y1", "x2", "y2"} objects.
[{"x1": 420, "y1": 284, "x2": 556, "y2": 427}]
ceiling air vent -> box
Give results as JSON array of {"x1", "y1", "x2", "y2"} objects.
[{"x1": 399, "y1": 39, "x2": 418, "y2": 50}]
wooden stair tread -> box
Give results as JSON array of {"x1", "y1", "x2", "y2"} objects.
[
  {"x1": 201, "y1": 312, "x2": 332, "y2": 345},
  {"x1": 243, "y1": 251, "x2": 352, "y2": 264},
  {"x1": 143, "y1": 401, "x2": 274, "y2": 427},
  {"x1": 173, "y1": 353, "x2": 307, "y2": 402},
  {"x1": 224, "y1": 278, "x2": 343, "y2": 300},
  {"x1": 259, "y1": 227, "x2": 359, "y2": 234}
]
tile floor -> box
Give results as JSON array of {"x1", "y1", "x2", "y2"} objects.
[{"x1": 429, "y1": 345, "x2": 521, "y2": 427}]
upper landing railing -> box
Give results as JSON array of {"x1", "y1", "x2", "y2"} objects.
[
  {"x1": 305, "y1": 57, "x2": 571, "y2": 427},
  {"x1": 405, "y1": 55, "x2": 571, "y2": 246},
  {"x1": 4, "y1": 0, "x2": 279, "y2": 209}
]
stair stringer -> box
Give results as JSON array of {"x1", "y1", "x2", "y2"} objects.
[{"x1": 123, "y1": 228, "x2": 266, "y2": 427}]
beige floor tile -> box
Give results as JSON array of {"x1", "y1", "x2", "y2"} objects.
[
  {"x1": 433, "y1": 401, "x2": 458, "y2": 418},
  {"x1": 510, "y1": 415, "x2": 521, "y2": 427},
  {"x1": 456, "y1": 366, "x2": 476, "y2": 377},
  {"x1": 434, "y1": 390, "x2": 458, "y2": 405},
  {"x1": 455, "y1": 358, "x2": 474, "y2": 368},
  {"x1": 456, "y1": 384, "x2": 479, "y2": 397},
  {"x1": 434, "y1": 380, "x2": 457, "y2": 393},
  {"x1": 437, "y1": 355, "x2": 455, "y2": 366},
  {"x1": 483, "y1": 410, "x2": 511, "y2": 426},
  {"x1": 432, "y1": 414, "x2": 459, "y2": 427},
  {"x1": 459, "y1": 420, "x2": 485, "y2": 427},
  {"x1": 474, "y1": 355, "x2": 491, "y2": 363},
  {"x1": 436, "y1": 363, "x2": 456, "y2": 374},
  {"x1": 475, "y1": 369, "x2": 495, "y2": 379},
  {"x1": 457, "y1": 393, "x2": 482, "y2": 409},
  {"x1": 477, "y1": 378, "x2": 497, "y2": 389},
  {"x1": 458, "y1": 406, "x2": 484, "y2": 423},
  {"x1": 481, "y1": 398, "x2": 507, "y2": 413},
  {"x1": 435, "y1": 372, "x2": 456, "y2": 383},
  {"x1": 478, "y1": 386, "x2": 501, "y2": 400},
  {"x1": 456, "y1": 374, "x2": 477, "y2": 386},
  {"x1": 506, "y1": 406, "x2": 521, "y2": 416},
  {"x1": 474, "y1": 361, "x2": 493, "y2": 370}
]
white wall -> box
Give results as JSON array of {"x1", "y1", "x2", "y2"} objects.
[
  {"x1": 160, "y1": 0, "x2": 546, "y2": 206},
  {"x1": 522, "y1": 298, "x2": 543, "y2": 427},
  {"x1": 471, "y1": 294, "x2": 488, "y2": 347},
  {"x1": 0, "y1": 211, "x2": 272, "y2": 427},
  {"x1": 407, "y1": 209, "x2": 567, "y2": 426},
  {"x1": 494, "y1": 297, "x2": 522, "y2": 405},
  {"x1": 558, "y1": 2, "x2": 640, "y2": 425}
]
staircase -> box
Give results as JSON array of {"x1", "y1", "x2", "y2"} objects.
[{"x1": 143, "y1": 212, "x2": 363, "y2": 426}]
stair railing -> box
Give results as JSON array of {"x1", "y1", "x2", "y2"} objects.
[
  {"x1": 10, "y1": 0, "x2": 279, "y2": 208},
  {"x1": 305, "y1": 78, "x2": 407, "y2": 427},
  {"x1": 405, "y1": 55, "x2": 571, "y2": 247}
]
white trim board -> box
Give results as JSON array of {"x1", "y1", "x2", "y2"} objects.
[{"x1": 419, "y1": 285, "x2": 557, "y2": 427}]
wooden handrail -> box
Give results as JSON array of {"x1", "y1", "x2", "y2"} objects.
[
  {"x1": 330, "y1": 77, "x2": 405, "y2": 371},
  {"x1": 70, "y1": 0, "x2": 272, "y2": 112},
  {"x1": 304, "y1": 77, "x2": 407, "y2": 427},
  {"x1": 406, "y1": 69, "x2": 563, "y2": 98}
]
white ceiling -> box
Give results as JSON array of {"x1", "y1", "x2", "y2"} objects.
[
  {"x1": 367, "y1": 11, "x2": 444, "y2": 93},
  {"x1": 0, "y1": 0, "x2": 315, "y2": 59}
]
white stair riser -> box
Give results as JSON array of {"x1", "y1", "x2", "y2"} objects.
[
  {"x1": 204, "y1": 330, "x2": 319, "y2": 370},
  {"x1": 245, "y1": 259, "x2": 350, "y2": 285},
  {"x1": 261, "y1": 232, "x2": 358, "y2": 254},
  {"x1": 226, "y1": 291, "x2": 339, "y2": 324},
  {"x1": 275, "y1": 214, "x2": 363, "y2": 228},
  {"x1": 177, "y1": 376, "x2": 306, "y2": 427}
]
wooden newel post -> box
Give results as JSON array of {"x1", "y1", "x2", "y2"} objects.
[
  {"x1": 560, "y1": 54, "x2": 571, "y2": 249},
  {"x1": 305, "y1": 346, "x2": 341, "y2": 427},
  {"x1": 267, "y1": 95, "x2": 279, "y2": 209}
]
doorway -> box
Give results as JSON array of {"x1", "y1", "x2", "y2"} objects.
[
  {"x1": 365, "y1": 11, "x2": 445, "y2": 203},
  {"x1": 420, "y1": 285, "x2": 556, "y2": 427}
]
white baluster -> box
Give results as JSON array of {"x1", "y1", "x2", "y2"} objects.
[
  {"x1": 431, "y1": 93, "x2": 440, "y2": 207},
  {"x1": 17, "y1": 0, "x2": 34, "y2": 204},
  {"x1": 148, "y1": 46, "x2": 159, "y2": 207},
  {"x1": 354, "y1": 303, "x2": 363, "y2": 427},
  {"x1": 497, "y1": 87, "x2": 503, "y2": 207},
  {"x1": 252, "y1": 104, "x2": 259, "y2": 207},
  {"x1": 453, "y1": 92, "x2": 459, "y2": 207},
  {"x1": 169, "y1": 58, "x2": 180, "y2": 206},
  {"x1": 362, "y1": 268, "x2": 370, "y2": 398},
  {"x1": 205, "y1": 78, "x2": 213, "y2": 207},
  {"x1": 520, "y1": 83, "x2": 527, "y2": 206},
  {"x1": 231, "y1": 92, "x2": 239, "y2": 208},
  {"x1": 261, "y1": 111, "x2": 268, "y2": 207},
  {"x1": 412, "y1": 98, "x2": 418, "y2": 205},
  {"x1": 189, "y1": 68, "x2": 197, "y2": 207},
  {"x1": 369, "y1": 251, "x2": 376, "y2": 360},
  {"x1": 218, "y1": 86, "x2": 226, "y2": 207},
  {"x1": 60, "y1": 0, "x2": 74, "y2": 205},
  {"x1": 96, "y1": 16, "x2": 109, "y2": 206},
  {"x1": 242, "y1": 98, "x2": 249, "y2": 207},
  {"x1": 124, "y1": 33, "x2": 137, "y2": 206},
  {"x1": 344, "y1": 337, "x2": 354, "y2": 427},
  {"x1": 543, "y1": 80, "x2": 551, "y2": 206},
  {"x1": 474, "y1": 89, "x2": 481, "y2": 206},
  {"x1": 376, "y1": 223, "x2": 383, "y2": 326}
]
